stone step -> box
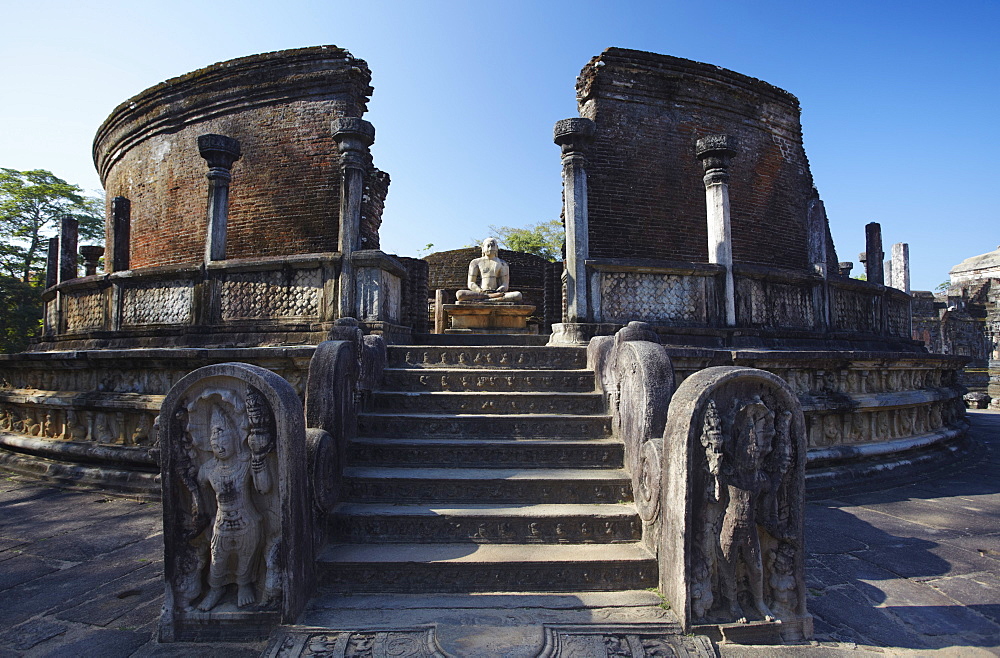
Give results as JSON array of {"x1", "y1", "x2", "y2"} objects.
[
  {"x1": 328, "y1": 503, "x2": 642, "y2": 543},
  {"x1": 342, "y1": 466, "x2": 633, "y2": 504},
  {"x1": 387, "y1": 346, "x2": 586, "y2": 370},
  {"x1": 382, "y1": 367, "x2": 596, "y2": 393},
  {"x1": 315, "y1": 542, "x2": 657, "y2": 593},
  {"x1": 357, "y1": 413, "x2": 611, "y2": 439},
  {"x1": 347, "y1": 437, "x2": 623, "y2": 468},
  {"x1": 369, "y1": 391, "x2": 604, "y2": 415}
]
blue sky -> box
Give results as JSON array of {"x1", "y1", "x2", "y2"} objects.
[{"x1": 2, "y1": 0, "x2": 997, "y2": 291}]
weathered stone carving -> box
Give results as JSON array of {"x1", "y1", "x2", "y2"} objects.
[
  {"x1": 159, "y1": 363, "x2": 311, "y2": 642},
  {"x1": 63, "y1": 290, "x2": 105, "y2": 332},
  {"x1": 600, "y1": 272, "x2": 706, "y2": 325},
  {"x1": 121, "y1": 281, "x2": 194, "y2": 326},
  {"x1": 456, "y1": 238, "x2": 523, "y2": 303},
  {"x1": 221, "y1": 268, "x2": 322, "y2": 320},
  {"x1": 590, "y1": 323, "x2": 674, "y2": 550},
  {"x1": 660, "y1": 366, "x2": 810, "y2": 639}
]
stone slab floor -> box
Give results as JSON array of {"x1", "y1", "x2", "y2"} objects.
[{"x1": 1, "y1": 411, "x2": 999, "y2": 657}]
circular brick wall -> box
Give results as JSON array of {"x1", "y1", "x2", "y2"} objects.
[
  {"x1": 94, "y1": 46, "x2": 387, "y2": 269},
  {"x1": 578, "y1": 48, "x2": 834, "y2": 273}
]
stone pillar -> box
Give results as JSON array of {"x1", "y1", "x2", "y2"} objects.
[
  {"x1": 891, "y1": 242, "x2": 910, "y2": 294},
  {"x1": 838, "y1": 262, "x2": 854, "y2": 276},
  {"x1": 80, "y1": 246, "x2": 105, "y2": 276},
  {"x1": 197, "y1": 134, "x2": 242, "y2": 262},
  {"x1": 806, "y1": 197, "x2": 829, "y2": 277},
  {"x1": 45, "y1": 237, "x2": 59, "y2": 289},
  {"x1": 331, "y1": 117, "x2": 376, "y2": 320},
  {"x1": 554, "y1": 118, "x2": 595, "y2": 323},
  {"x1": 434, "y1": 289, "x2": 446, "y2": 334},
  {"x1": 696, "y1": 135, "x2": 738, "y2": 326},
  {"x1": 58, "y1": 216, "x2": 78, "y2": 284},
  {"x1": 863, "y1": 222, "x2": 884, "y2": 285},
  {"x1": 110, "y1": 196, "x2": 131, "y2": 272}
]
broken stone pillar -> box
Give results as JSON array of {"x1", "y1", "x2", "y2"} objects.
[
  {"x1": 58, "y1": 216, "x2": 78, "y2": 284},
  {"x1": 806, "y1": 197, "x2": 829, "y2": 277},
  {"x1": 110, "y1": 196, "x2": 131, "y2": 272},
  {"x1": 197, "y1": 134, "x2": 242, "y2": 262},
  {"x1": 45, "y1": 237, "x2": 59, "y2": 289},
  {"x1": 80, "y1": 245, "x2": 105, "y2": 276},
  {"x1": 891, "y1": 243, "x2": 910, "y2": 294},
  {"x1": 838, "y1": 262, "x2": 853, "y2": 277},
  {"x1": 332, "y1": 118, "x2": 376, "y2": 321},
  {"x1": 553, "y1": 118, "x2": 595, "y2": 323},
  {"x1": 696, "y1": 135, "x2": 738, "y2": 326},
  {"x1": 863, "y1": 222, "x2": 884, "y2": 285}
]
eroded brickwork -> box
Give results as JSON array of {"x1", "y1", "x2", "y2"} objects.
[
  {"x1": 94, "y1": 47, "x2": 386, "y2": 269},
  {"x1": 576, "y1": 48, "x2": 833, "y2": 272}
]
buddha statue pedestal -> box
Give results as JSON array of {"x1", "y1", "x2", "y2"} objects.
[{"x1": 443, "y1": 303, "x2": 537, "y2": 334}]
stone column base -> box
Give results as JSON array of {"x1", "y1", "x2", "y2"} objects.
[{"x1": 547, "y1": 322, "x2": 621, "y2": 345}]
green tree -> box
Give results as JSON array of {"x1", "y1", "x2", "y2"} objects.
[
  {"x1": 0, "y1": 169, "x2": 104, "y2": 284},
  {"x1": 0, "y1": 276, "x2": 44, "y2": 353},
  {"x1": 485, "y1": 219, "x2": 564, "y2": 262}
]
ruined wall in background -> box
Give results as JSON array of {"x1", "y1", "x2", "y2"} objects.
[
  {"x1": 577, "y1": 48, "x2": 833, "y2": 272},
  {"x1": 94, "y1": 47, "x2": 387, "y2": 268}
]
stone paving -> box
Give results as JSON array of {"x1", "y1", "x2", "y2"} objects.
[{"x1": 1, "y1": 412, "x2": 999, "y2": 656}]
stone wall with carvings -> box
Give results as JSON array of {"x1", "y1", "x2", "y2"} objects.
[
  {"x1": 0, "y1": 347, "x2": 315, "y2": 458},
  {"x1": 667, "y1": 351, "x2": 967, "y2": 459}
]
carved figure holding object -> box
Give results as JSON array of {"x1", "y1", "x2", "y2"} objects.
[
  {"x1": 455, "y1": 238, "x2": 523, "y2": 303},
  {"x1": 717, "y1": 396, "x2": 778, "y2": 623},
  {"x1": 196, "y1": 407, "x2": 262, "y2": 611}
]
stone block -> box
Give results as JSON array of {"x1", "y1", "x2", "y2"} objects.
[
  {"x1": 660, "y1": 366, "x2": 811, "y2": 639},
  {"x1": 158, "y1": 363, "x2": 311, "y2": 642}
]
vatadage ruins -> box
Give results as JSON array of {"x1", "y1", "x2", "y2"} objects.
[{"x1": 1, "y1": 46, "x2": 997, "y2": 657}]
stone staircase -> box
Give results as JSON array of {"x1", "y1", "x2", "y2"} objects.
[{"x1": 316, "y1": 341, "x2": 657, "y2": 594}]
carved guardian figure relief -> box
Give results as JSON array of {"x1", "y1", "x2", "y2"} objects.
[
  {"x1": 172, "y1": 382, "x2": 280, "y2": 613},
  {"x1": 691, "y1": 392, "x2": 801, "y2": 625},
  {"x1": 662, "y1": 367, "x2": 809, "y2": 639}
]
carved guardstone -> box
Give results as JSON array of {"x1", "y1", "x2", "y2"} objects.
[
  {"x1": 660, "y1": 366, "x2": 811, "y2": 641},
  {"x1": 159, "y1": 363, "x2": 312, "y2": 642}
]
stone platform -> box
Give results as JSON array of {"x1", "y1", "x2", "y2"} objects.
[
  {"x1": 1, "y1": 411, "x2": 998, "y2": 656},
  {"x1": 443, "y1": 303, "x2": 536, "y2": 334}
]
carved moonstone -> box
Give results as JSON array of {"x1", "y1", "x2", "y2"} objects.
[
  {"x1": 660, "y1": 366, "x2": 811, "y2": 640},
  {"x1": 159, "y1": 363, "x2": 311, "y2": 642}
]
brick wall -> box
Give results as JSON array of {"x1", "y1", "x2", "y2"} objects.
[
  {"x1": 94, "y1": 47, "x2": 386, "y2": 269},
  {"x1": 576, "y1": 48, "x2": 834, "y2": 272}
]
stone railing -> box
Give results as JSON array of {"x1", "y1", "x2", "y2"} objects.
[
  {"x1": 41, "y1": 250, "x2": 414, "y2": 346},
  {"x1": 587, "y1": 259, "x2": 723, "y2": 327},
  {"x1": 581, "y1": 258, "x2": 913, "y2": 340}
]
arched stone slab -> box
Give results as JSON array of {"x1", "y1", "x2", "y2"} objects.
[
  {"x1": 660, "y1": 366, "x2": 811, "y2": 640},
  {"x1": 158, "y1": 362, "x2": 311, "y2": 642}
]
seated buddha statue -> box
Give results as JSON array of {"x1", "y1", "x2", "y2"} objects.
[{"x1": 455, "y1": 237, "x2": 523, "y2": 303}]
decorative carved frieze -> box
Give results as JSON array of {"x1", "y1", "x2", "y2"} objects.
[
  {"x1": 63, "y1": 290, "x2": 105, "y2": 332},
  {"x1": 121, "y1": 281, "x2": 194, "y2": 326},
  {"x1": 735, "y1": 278, "x2": 813, "y2": 329},
  {"x1": 600, "y1": 272, "x2": 706, "y2": 325},
  {"x1": 221, "y1": 269, "x2": 322, "y2": 320}
]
